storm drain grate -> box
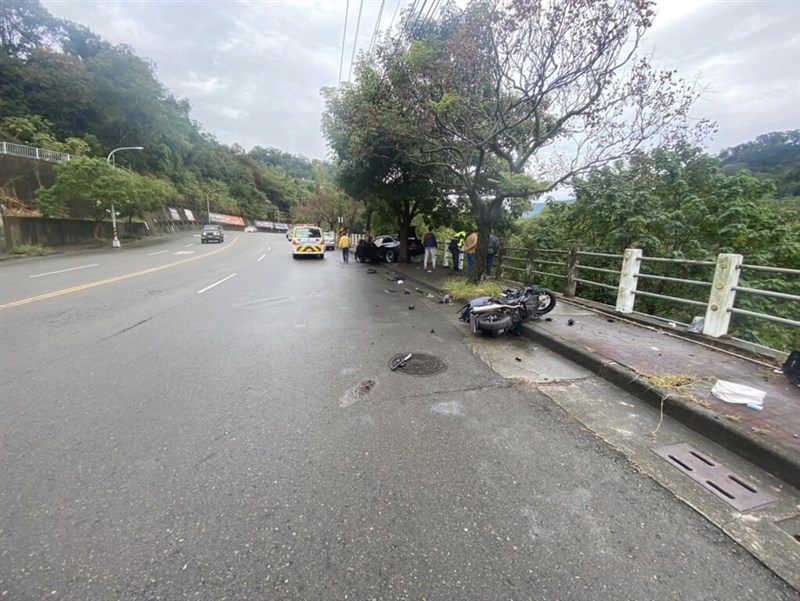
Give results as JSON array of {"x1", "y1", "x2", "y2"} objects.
[
  {"x1": 653, "y1": 443, "x2": 778, "y2": 512},
  {"x1": 388, "y1": 353, "x2": 447, "y2": 376}
]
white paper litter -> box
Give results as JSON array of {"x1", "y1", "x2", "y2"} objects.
[{"x1": 711, "y1": 380, "x2": 766, "y2": 406}]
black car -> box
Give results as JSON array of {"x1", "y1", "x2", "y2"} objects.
[
  {"x1": 357, "y1": 235, "x2": 424, "y2": 263},
  {"x1": 201, "y1": 224, "x2": 224, "y2": 243}
]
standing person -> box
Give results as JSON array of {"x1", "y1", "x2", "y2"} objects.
[
  {"x1": 448, "y1": 235, "x2": 461, "y2": 272},
  {"x1": 338, "y1": 230, "x2": 351, "y2": 263},
  {"x1": 464, "y1": 230, "x2": 478, "y2": 276},
  {"x1": 422, "y1": 227, "x2": 438, "y2": 271},
  {"x1": 454, "y1": 230, "x2": 466, "y2": 272},
  {"x1": 486, "y1": 230, "x2": 500, "y2": 277}
]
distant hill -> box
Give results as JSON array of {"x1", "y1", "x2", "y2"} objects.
[
  {"x1": 719, "y1": 130, "x2": 800, "y2": 198},
  {"x1": 522, "y1": 198, "x2": 575, "y2": 218}
]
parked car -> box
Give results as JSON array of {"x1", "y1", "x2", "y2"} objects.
[
  {"x1": 323, "y1": 231, "x2": 336, "y2": 250},
  {"x1": 360, "y1": 235, "x2": 424, "y2": 263},
  {"x1": 290, "y1": 225, "x2": 325, "y2": 259},
  {"x1": 244, "y1": 225, "x2": 257, "y2": 233},
  {"x1": 201, "y1": 224, "x2": 224, "y2": 243}
]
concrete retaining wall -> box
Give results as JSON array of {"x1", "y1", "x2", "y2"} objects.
[{"x1": 2, "y1": 215, "x2": 149, "y2": 249}]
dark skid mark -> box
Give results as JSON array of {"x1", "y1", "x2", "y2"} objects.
[
  {"x1": 237, "y1": 296, "x2": 290, "y2": 308},
  {"x1": 108, "y1": 317, "x2": 155, "y2": 339}
]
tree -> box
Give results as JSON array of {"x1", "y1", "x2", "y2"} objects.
[
  {"x1": 289, "y1": 186, "x2": 361, "y2": 232},
  {"x1": 360, "y1": 0, "x2": 710, "y2": 280},
  {"x1": 322, "y1": 62, "x2": 447, "y2": 261},
  {"x1": 35, "y1": 157, "x2": 175, "y2": 236},
  {"x1": 0, "y1": 0, "x2": 59, "y2": 57}
]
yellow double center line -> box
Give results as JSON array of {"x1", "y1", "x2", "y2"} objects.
[{"x1": 0, "y1": 236, "x2": 239, "y2": 310}]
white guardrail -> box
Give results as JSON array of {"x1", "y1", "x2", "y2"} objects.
[
  {"x1": 0, "y1": 141, "x2": 72, "y2": 164},
  {"x1": 500, "y1": 246, "x2": 799, "y2": 343}
]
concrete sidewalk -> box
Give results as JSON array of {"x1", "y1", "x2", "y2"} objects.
[{"x1": 387, "y1": 260, "x2": 800, "y2": 487}]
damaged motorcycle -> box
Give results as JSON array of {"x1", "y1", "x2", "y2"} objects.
[{"x1": 458, "y1": 285, "x2": 557, "y2": 336}]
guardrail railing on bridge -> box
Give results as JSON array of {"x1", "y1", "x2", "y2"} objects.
[
  {"x1": 0, "y1": 142, "x2": 72, "y2": 164},
  {"x1": 498, "y1": 245, "x2": 799, "y2": 347}
]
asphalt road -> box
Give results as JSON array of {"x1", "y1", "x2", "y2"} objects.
[{"x1": 0, "y1": 232, "x2": 797, "y2": 600}]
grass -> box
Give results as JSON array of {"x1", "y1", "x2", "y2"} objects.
[
  {"x1": 8, "y1": 244, "x2": 49, "y2": 256},
  {"x1": 442, "y1": 278, "x2": 505, "y2": 301},
  {"x1": 646, "y1": 373, "x2": 709, "y2": 405}
]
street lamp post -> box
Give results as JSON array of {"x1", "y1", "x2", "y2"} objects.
[
  {"x1": 206, "y1": 188, "x2": 219, "y2": 225},
  {"x1": 106, "y1": 146, "x2": 143, "y2": 248}
]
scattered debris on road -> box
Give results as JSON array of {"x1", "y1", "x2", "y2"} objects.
[{"x1": 391, "y1": 354, "x2": 412, "y2": 371}]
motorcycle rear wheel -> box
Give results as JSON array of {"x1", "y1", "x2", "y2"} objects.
[{"x1": 476, "y1": 312, "x2": 513, "y2": 335}]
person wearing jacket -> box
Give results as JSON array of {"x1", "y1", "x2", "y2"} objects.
[
  {"x1": 422, "y1": 227, "x2": 438, "y2": 271},
  {"x1": 338, "y1": 231, "x2": 351, "y2": 263},
  {"x1": 464, "y1": 230, "x2": 478, "y2": 275},
  {"x1": 448, "y1": 236, "x2": 461, "y2": 272},
  {"x1": 486, "y1": 230, "x2": 500, "y2": 277}
]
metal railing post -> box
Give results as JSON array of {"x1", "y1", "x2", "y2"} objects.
[
  {"x1": 616, "y1": 248, "x2": 642, "y2": 313},
  {"x1": 703, "y1": 253, "x2": 743, "y2": 338},
  {"x1": 564, "y1": 245, "x2": 579, "y2": 297},
  {"x1": 496, "y1": 243, "x2": 504, "y2": 278},
  {"x1": 525, "y1": 247, "x2": 537, "y2": 285}
]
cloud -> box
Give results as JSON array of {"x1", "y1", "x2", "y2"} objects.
[
  {"x1": 41, "y1": 0, "x2": 800, "y2": 160},
  {"x1": 641, "y1": 0, "x2": 800, "y2": 151}
]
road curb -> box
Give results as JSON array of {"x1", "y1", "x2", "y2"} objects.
[{"x1": 521, "y1": 323, "x2": 800, "y2": 486}]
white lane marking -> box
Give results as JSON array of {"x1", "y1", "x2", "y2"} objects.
[
  {"x1": 257, "y1": 254, "x2": 266, "y2": 262},
  {"x1": 174, "y1": 251, "x2": 195, "y2": 255},
  {"x1": 148, "y1": 250, "x2": 170, "y2": 256},
  {"x1": 197, "y1": 273, "x2": 237, "y2": 294},
  {"x1": 29, "y1": 264, "x2": 99, "y2": 278},
  {"x1": 185, "y1": 243, "x2": 194, "y2": 247}
]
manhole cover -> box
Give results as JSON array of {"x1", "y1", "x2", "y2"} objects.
[{"x1": 388, "y1": 353, "x2": 447, "y2": 376}]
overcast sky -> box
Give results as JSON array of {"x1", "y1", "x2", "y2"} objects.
[{"x1": 41, "y1": 0, "x2": 800, "y2": 162}]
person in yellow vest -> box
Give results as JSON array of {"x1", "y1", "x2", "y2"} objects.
[
  {"x1": 449, "y1": 230, "x2": 466, "y2": 272},
  {"x1": 338, "y1": 231, "x2": 351, "y2": 263}
]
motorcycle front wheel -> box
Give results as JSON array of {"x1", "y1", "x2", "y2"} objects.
[
  {"x1": 533, "y1": 291, "x2": 557, "y2": 315},
  {"x1": 475, "y1": 312, "x2": 513, "y2": 335}
]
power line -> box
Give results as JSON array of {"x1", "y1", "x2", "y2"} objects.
[
  {"x1": 388, "y1": 0, "x2": 403, "y2": 32},
  {"x1": 368, "y1": 0, "x2": 386, "y2": 55},
  {"x1": 347, "y1": 0, "x2": 366, "y2": 82},
  {"x1": 338, "y1": 0, "x2": 350, "y2": 86}
]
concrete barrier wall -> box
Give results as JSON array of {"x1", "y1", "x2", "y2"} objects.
[{"x1": 2, "y1": 216, "x2": 148, "y2": 249}]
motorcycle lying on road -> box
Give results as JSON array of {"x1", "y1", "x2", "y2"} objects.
[{"x1": 458, "y1": 285, "x2": 557, "y2": 336}]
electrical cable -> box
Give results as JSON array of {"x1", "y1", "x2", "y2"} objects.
[
  {"x1": 347, "y1": 0, "x2": 366, "y2": 82},
  {"x1": 387, "y1": 0, "x2": 402, "y2": 32},
  {"x1": 338, "y1": 0, "x2": 350, "y2": 85},
  {"x1": 368, "y1": 0, "x2": 386, "y2": 54}
]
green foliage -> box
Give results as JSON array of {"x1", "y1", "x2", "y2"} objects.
[
  {"x1": 35, "y1": 157, "x2": 177, "y2": 227},
  {"x1": 720, "y1": 131, "x2": 800, "y2": 197},
  {"x1": 321, "y1": 60, "x2": 446, "y2": 260},
  {"x1": 442, "y1": 278, "x2": 504, "y2": 302},
  {"x1": 8, "y1": 244, "x2": 48, "y2": 255},
  {"x1": 524, "y1": 144, "x2": 799, "y2": 351}
]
